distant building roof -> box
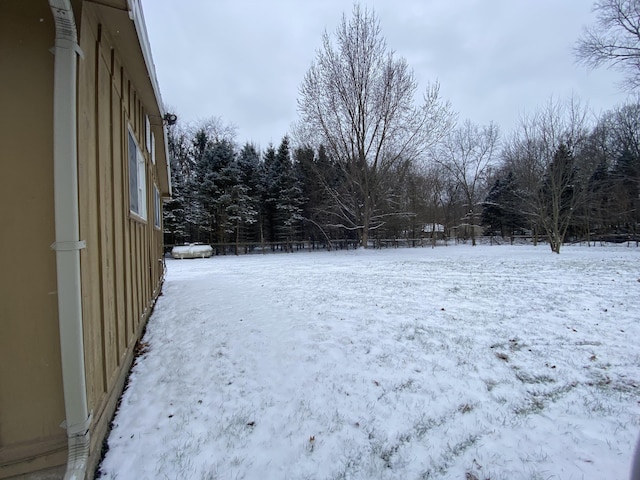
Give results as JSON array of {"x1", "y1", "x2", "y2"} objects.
[{"x1": 422, "y1": 224, "x2": 445, "y2": 233}]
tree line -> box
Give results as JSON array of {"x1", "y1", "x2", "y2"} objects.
[
  {"x1": 164, "y1": 2, "x2": 640, "y2": 254},
  {"x1": 164, "y1": 96, "x2": 639, "y2": 254}
]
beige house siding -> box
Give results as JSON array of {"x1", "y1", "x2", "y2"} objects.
[
  {"x1": 0, "y1": 2, "x2": 68, "y2": 476},
  {"x1": 0, "y1": 1, "x2": 169, "y2": 478},
  {"x1": 77, "y1": 4, "x2": 167, "y2": 475}
]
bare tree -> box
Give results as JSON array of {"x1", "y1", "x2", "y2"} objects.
[
  {"x1": 575, "y1": 0, "x2": 640, "y2": 91},
  {"x1": 296, "y1": 4, "x2": 455, "y2": 247},
  {"x1": 195, "y1": 116, "x2": 238, "y2": 145},
  {"x1": 435, "y1": 120, "x2": 499, "y2": 245},
  {"x1": 503, "y1": 97, "x2": 591, "y2": 253},
  {"x1": 540, "y1": 143, "x2": 580, "y2": 253}
]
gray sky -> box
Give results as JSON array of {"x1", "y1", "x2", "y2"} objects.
[{"x1": 140, "y1": 0, "x2": 631, "y2": 150}]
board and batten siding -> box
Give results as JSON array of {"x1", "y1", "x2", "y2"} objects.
[
  {"x1": 0, "y1": 2, "x2": 168, "y2": 477},
  {"x1": 0, "y1": 2, "x2": 68, "y2": 476},
  {"x1": 76, "y1": 5, "x2": 166, "y2": 471}
]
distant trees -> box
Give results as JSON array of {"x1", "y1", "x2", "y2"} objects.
[
  {"x1": 435, "y1": 120, "x2": 499, "y2": 246},
  {"x1": 296, "y1": 4, "x2": 454, "y2": 247},
  {"x1": 482, "y1": 171, "x2": 526, "y2": 239},
  {"x1": 575, "y1": 0, "x2": 640, "y2": 91},
  {"x1": 597, "y1": 101, "x2": 640, "y2": 235},
  {"x1": 485, "y1": 96, "x2": 639, "y2": 252},
  {"x1": 165, "y1": 122, "x2": 314, "y2": 253},
  {"x1": 164, "y1": 96, "x2": 639, "y2": 254},
  {"x1": 161, "y1": 4, "x2": 640, "y2": 255}
]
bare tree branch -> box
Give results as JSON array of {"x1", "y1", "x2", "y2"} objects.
[{"x1": 575, "y1": 0, "x2": 640, "y2": 91}]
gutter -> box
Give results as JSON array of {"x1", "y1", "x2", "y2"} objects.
[
  {"x1": 48, "y1": 1, "x2": 92, "y2": 479},
  {"x1": 127, "y1": 0, "x2": 163, "y2": 119},
  {"x1": 127, "y1": 0, "x2": 172, "y2": 197}
]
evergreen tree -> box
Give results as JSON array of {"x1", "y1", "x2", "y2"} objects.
[
  {"x1": 189, "y1": 128, "x2": 215, "y2": 242},
  {"x1": 193, "y1": 138, "x2": 236, "y2": 245},
  {"x1": 163, "y1": 162, "x2": 188, "y2": 244},
  {"x1": 224, "y1": 159, "x2": 257, "y2": 255},
  {"x1": 481, "y1": 171, "x2": 525, "y2": 238},
  {"x1": 293, "y1": 144, "x2": 348, "y2": 247},
  {"x1": 211, "y1": 140, "x2": 241, "y2": 247},
  {"x1": 293, "y1": 145, "x2": 316, "y2": 241},
  {"x1": 261, "y1": 145, "x2": 278, "y2": 246},
  {"x1": 611, "y1": 147, "x2": 640, "y2": 233},
  {"x1": 163, "y1": 125, "x2": 192, "y2": 245},
  {"x1": 584, "y1": 160, "x2": 611, "y2": 237},
  {"x1": 273, "y1": 137, "x2": 304, "y2": 250},
  {"x1": 232, "y1": 143, "x2": 262, "y2": 250},
  {"x1": 482, "y1": 177, "x2": 505, "y2": 236}
]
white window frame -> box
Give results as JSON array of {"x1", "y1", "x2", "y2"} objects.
[
  {"x1": 153, "y1": 184, "x2": 161, "y2": 229},
  {"x1": 144, "y1": 114, "x2": 151, "y2": 153},
  {"x1": 128, "y1": 127, "x2": 147, "y2": 220},
  {"x1": 150, "y1": 131, "x2": 156, "y2": 165}
]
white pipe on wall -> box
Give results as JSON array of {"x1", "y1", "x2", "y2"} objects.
[{"x1": 48, "y1": 1, "x2": 91, "y2": 479}]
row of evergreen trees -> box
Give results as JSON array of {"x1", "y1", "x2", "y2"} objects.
[
  {"x1": 164, "y1": 130, "x2": 311, "y2": 252},
  {"x1": 164, "y1": 99, "x2": 639, "y2": 252}
]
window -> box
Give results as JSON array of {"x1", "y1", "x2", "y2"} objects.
[
  {"x1": 150, "y1": 131, "x2": 156, "y2": 164},
  {"x1": 145, "y1": 114, "x2": 151, "y2": 153},
  {"x1": 153, "y1": 184, "x2": 161, "y2": 229},
  {"x1": 128, "y1": 128, "x2": 147, "y2": 220}
]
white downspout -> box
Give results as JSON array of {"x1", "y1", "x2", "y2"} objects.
[{"x1": 48, "y1": 1, "x2": 92, "y2": 479}]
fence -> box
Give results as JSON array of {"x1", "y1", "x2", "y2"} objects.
[{"x1": 165, "y1": 234, "x2": 640, "y2": 257}]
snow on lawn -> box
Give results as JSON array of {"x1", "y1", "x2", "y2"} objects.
[{"x1": 98, "y1": 244, "x2": 640, "y2": 480}]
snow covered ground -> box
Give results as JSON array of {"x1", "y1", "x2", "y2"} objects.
[{"x1": 98, "y1": 244, "x2": 640, "y2": 480}]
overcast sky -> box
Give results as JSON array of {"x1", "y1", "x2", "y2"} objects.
[{"x1": 140, "y1": 0, "x2": 631, "y2": 150}]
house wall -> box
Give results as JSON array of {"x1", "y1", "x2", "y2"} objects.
[
  {"x1": 76, "y1": 4, "x2": 166, "y2": 476},
  {"x1": 0, "y1": 1, "x2": 167, "y2": 478},
  {"x1": 0, "y1": 2, "x2": 68, "y2": 477}
]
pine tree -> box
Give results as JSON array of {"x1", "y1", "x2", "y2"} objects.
[
  {"x1": 611, "y1": 148, "x2": 640, "y2": 234},
  {"x1": 163, "y1": 162, "x2": 188, "y2": 244},
  {"x1": 163, "y1": 125, "x2": 192, "y2": 245},
  {"x1": 229, "y1": 143, "x2": 262, "y2": 252},
  {"x1": 481, "y1": 171, "x2": 525, "y2": 239},
  {"x1": 193, "y1": 138, "x2": 236, "y2": 245},
  {"x1": 585, "y1": 160, "x2": 610, "y2": 238},
  {"x1": 482, "y1": 177, "x2": 505, "y2": 236},
  {"x1": 273, "y1": 137, "x2": 304, "y2": 250},
  {"x1": 293, "y1": 145, "x2": 316, "y2": 241},
  {"x1": 224, "y1": 163, "x2": 257, "y2": 255},
  {"x1": 261, "y1": 145, "x2": 278, "y2": 247}
]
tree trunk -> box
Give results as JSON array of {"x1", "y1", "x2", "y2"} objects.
[
  {"x1": 361, "y1": 201, "x2": 371, "y2": 248},
  {"x1": 260, "y1": 224, "x2": 265, "y2": 255},
  {"x1": 234, "y1": 222, "x2": 240, "y2": 256},
  {"x1": 361, "y1": 226, "x2": 369, "y2": 249},
  {"x1": 471, "y1": 221, "x2": 477, "y2": 246}
]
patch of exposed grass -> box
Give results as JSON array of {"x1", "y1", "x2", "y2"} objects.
[{"x1": 514, "y1": 370, "x2": 555, "y2": 385}]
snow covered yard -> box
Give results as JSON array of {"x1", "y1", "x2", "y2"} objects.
[{"x1": 98, "y1": 244, "x2": 640, "y2": 480}]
